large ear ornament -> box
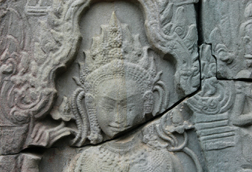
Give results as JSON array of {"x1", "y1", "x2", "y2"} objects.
[
  {"x1": 84, "y1": 93, "x2": 103, "y2": 144},
  {"x1": 71, "y1": 88, "x2": 88, "y2": 147},
  {"x1": 152, "y1": 77, "x2": 169, "y2": 116},
  {"x1": 84, "y1": 93, "x2": 96, "y2": 132},
  {"x1": 143, "y1": 91, "x2": 154, "y2": 115}
]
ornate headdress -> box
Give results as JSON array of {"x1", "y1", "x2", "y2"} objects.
[
  {"x1": 72, "y1": 12, "x2": 167, "y2": 146},
  {"x1": 79, "y1": 12, "x2": 158, "y2": 94}
]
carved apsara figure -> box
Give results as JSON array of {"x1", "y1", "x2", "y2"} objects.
[
  {"x1": 66, "y1": 12, "x2": 200, "y2": 172},
  {"x1": 70, "y1": 12, "x2": 168, "y2": 146}
]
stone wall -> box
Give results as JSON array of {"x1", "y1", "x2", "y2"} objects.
[{"x1": 0, "y1": 0, "x2": 252, "y2": 171}]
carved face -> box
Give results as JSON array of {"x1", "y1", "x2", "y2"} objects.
[{"x1": 95, "y1": 77, "x2": 145, "y2": 138}]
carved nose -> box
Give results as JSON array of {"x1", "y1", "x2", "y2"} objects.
[
  {"x1": 114, "y1": 113, "x2": 125, "y2": 124},
  {"x1": 114, "y1": 105, "x2": 126, "y2": 124}
]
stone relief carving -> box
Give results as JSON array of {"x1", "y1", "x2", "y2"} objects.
[
  {"x1": 186, "y1": 44, "x2": 252, "y2": 172},
  {"x1": 1, "y1": 0, "x2": 252, "y2": 172},
  {"x1": 66, "y1": 104, "x2": 203, "y2": 172},
  {"x1": 0, "y1": 0, "x2": 88, "y2": 156},
  {"x1": 186, "y1": 44, "x2": 235, "y2": 151},
  {"x1": 202, "y1": 0, "x2": 252, "y2": 79},
  {"x1": 63, "y1": 12, "x2": 202, "y2": 171},
  {"x1": 71, "y1": 12, "x2": 169, "y2": 145}
]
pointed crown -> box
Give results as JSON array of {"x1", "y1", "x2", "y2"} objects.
[{"x1": 80, "y1": 12, "x2": 159, "y2": 94}]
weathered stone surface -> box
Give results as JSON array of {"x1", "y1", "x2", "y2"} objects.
[
  {"x1": 202, "y1": 0, "x2": 252, "y2": 79},
  {"x1": 0, "y1": 154, "x2": 41, "y2": 172},
  {"x1": 40, "y1": 104, "x2": 207, "y2": 172},
  {"x1": 185, "y1": 44, "x2": 252, "y2": 172},
  {"x1": 1, "y1": 0, "x2": 252, "y2": 172}
]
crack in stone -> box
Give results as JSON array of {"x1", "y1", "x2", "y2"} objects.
[{"x1": 32, "y1": 87, "x2": 203, "y2": 152}]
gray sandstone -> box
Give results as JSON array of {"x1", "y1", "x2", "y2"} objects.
[{"x1": 0, "y1": 0, "x2": 251, "y2": 172}]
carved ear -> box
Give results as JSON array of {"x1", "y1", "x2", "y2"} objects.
[
  {"x1": 84, "y1": 93, "x2": 103, "y2": 144},
  {"x1": 71, "y1": 88, "x2": 89, "y2": 147},
  {"x1": 152, "y1": 80, "x2": 169, "y2": 116},
  {"x1": 85, "y1": 93, "x2": 95, "y2": 108},
  {"x1": 143, "y1": 91, "x2": 154, "y2": 115}
]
